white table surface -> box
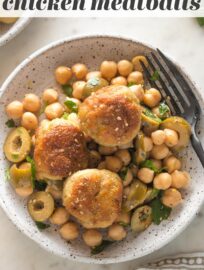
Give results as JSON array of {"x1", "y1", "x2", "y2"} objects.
[{"x1": 0, "y1": 18, "x2": 204, "y2": 270}]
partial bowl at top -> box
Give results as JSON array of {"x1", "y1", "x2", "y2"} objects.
[
  {"x1": 0, "y1": 36, "x2": 204, "y2": 264},
  {"x1": 0, "y1": 17, "x2": 31, "y2": 46}
]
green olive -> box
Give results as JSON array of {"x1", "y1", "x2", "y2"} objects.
[
  {"x1": 4, "y1": 127, "x2": 31, "y2": 162},
  {"x1": 142, "y1": 108, "x2": 162, "y2": 135},
  {"x1": 28, "y1": 191, "x2": 54, "y2": 222},
  {"x1": 160, "y1": 116, "x2": 191, "y2": 151},
  {"x1": 122, "y1": 180, "x2": 147, "y2": 212},
  {"x1": 134, "y1": 131, "x2": 146, "y2": 165},
  {"x1": 9, "y1": 163, "x2": 33, "y2": 189},
  {"x1": 131, "y1": 205, "x2": 152, "y2": 232},
  {"x1": 82, "y1": 77, "x2": 108, "y2": 99}
]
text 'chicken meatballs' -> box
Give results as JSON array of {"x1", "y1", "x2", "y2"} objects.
[
  {"x1": 63, "y1": 169, "x2": 123, "y2": 228},
  {"x1": 78, "y1": 85, "x2": 142, "y2": 147},
  {"x1": 34, "y1": 118, "x2": 88, "y2": 181}
]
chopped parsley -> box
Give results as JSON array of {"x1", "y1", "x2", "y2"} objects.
[
  {"x1": 143, "y1": 108, "x2": 162, "y2": 123},
  {"x1": 150, "y1": 197, "x2": 172, "y2": 225},
  {"x1": 64, "y1": 99, "x2": 78, "y2": 113},
  {"x1": 35, "y1": 221, "x2": 50, "y2": 230},
  {"x1": 62, "y1": 85, "x2": 73, "y2": 97},
  {"x1": 197, "y1": 18, "x2": 204, "y2": 26},
  {"x1": 150, "y1": 70, "x2": 160, "y2": 82},
  {"x1": 35, "y1": 180, "x2": 47, "y2": 191},
  {"x1": 61, "y1": 112, "x2": 69, "y2": 120},
  {"x1": 159, "y1": 102, "x2": 170, "y2": 119},
  {"x1": 91, "y1": 240, "x2": 114, "y2": 255},
  {"x1": 5, "y1": 119, "x2": 15, "y2": 128},
  {"x1": 119, "y1": 167, "x2": 128, "y2": 180},
  {"x1": 26, "y1": 156, "x2": 36, "y2": 188},
  {"x1": 140, "y1": 160, "x2": 166, "y2": 174}
]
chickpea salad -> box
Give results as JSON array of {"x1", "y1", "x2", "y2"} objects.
[{"x1": 3, "y1": 55, "x2": 191, "y2": 255}]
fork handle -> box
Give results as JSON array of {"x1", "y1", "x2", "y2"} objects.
[{"x1": 191, "y1": 133, "x2": 204, "y2": 168}]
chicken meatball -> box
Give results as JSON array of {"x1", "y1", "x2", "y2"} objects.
[
  {"x1": 78, "y1": 85, "x2": 142, "y2": 147},
  {"x1": 63, "y1": 169, "x2": 123, "y2": 228},
  {"x1": 34, "y1": 118, "x2": 88, "y2": 180}
]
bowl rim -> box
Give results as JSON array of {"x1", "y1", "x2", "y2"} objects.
[
  {"x1": 0, "y1": 17, "x2": 32, "y2": 47},
  {"x1": 0, "y1": 34, "x2": 203, "y2": 264}
]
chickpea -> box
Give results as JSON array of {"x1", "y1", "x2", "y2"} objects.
[
  {"x1": 129, "y1": 84, "x2": 144, "y2": 102},
  {"x1": 97, "y1": 161, "x2": 107, "y2": 170},
  {"x1": 6, "y1": 101, "x2": 23, "y2": 119},
  {"x1": 161, "y1": 188, "x2": 182, "y2": 208},
  {"x1": 111, "y1": 76, "x2": 127, "y2": 86},
  {"x1": 137, "y1": 168, "x2": 154, "y2": 184},
  {"x1": 55, "y1": 66, "x2": 72, "y2": 85},
  {"x1": 152, "y1": 106, "x2": 161, "y2": 118},
  {"x1": 117, "y1": 60, "x2": 133, "y2": 77},
  {"x1": 88, "y1": 150, "x2": 101, "y2": 168},
  {"x1": 21, "y1": 112, "x2": 38, "y2": 130},
  {"x1": 115, "y1": 149, "x2": 131, "y2": 166},
  {"x1": 23, "y1": 93, "x2": 41, "y2": 112},
  {"x1": 143, "y1": 136, "x2": 153, "y2": 152},
  {"x1": 164, "y1": 129, "x2": 179, "y2": 147},
  {"x1": 59, "y1": 222, "x2": 79, "y2": 240},
  {"x1": 72, "y1": 81, "x2": 86, "y2": 100},
  {"x1": 171, "y1": 170, "x2": 190, "y2": 189},
  {"x1": 82, "y1": 229, "x2": 102, "y2": 247},
  {"x1": 154, "y1": 173, "x2": 172, "y2": 190},
  {"x1": 72, "y1": 63, "x2": 88, "y2": 80},
  {"x1": 45, "y1": 184, "x2": 62, "y2": 200},
  {"x1": 150, "y1": 159, "x2": 162, "y2": 170},
  {"x1": 150, "y1": 144, "x2": 169, "y2": 160},
  {"x1": 86, "y1": 71, "x2": 102, "y2": 81},
  {"x1": 31, "y1": 135, "x2": 36, "y2": 146},
  {"x1": 143, "y1": 88, "x2": 162, "y2": 108},
  {"x1": 127, "y1": 71, "x2": 144, "y2": 85},
  {"x1": 98, "y1": 146, "x2": 117, "y2": 155},
  {"x1": 100, "y1": 61, "x2": 117, "y2": 81},
  {"x1": 164, "y1": 156, "x2": 181, "y2": 173},
  {"x1": 15, "y1": 186, "x2": 33, "y2": 197},
  {"x1": 151, "y1": 130, "x2": 166, "y2": 146},
  {"x1": 122, "y1": 169, "x2": 133, "y2": 187},
  {"x1": 50, "y1": 207, "x2": 69, "y2": 225},
  {"x1": 115, "y1": 211, "x2": 130, "y2": 225},
  {"x1": 43, "y1": 88, "x2": 58, "y2": 104},
  {"x1": 105, "y1": 156, "x2": 123, "y2": 173},
  {"x1": 45, "y1": 102, "x2": 64, "y2": 120},
  {"x1": 132, "y1": 55, "x2": 148, "y2": 72},
  {"x1": 108, "y1": 224, "x2": 127, "y2": 241}
]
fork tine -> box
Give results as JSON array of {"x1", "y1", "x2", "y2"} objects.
[
  {"x1": 156, "y1": 48, "x2": 201, "y2": 113},
  {"x1": 139, "y1": 60, "x2": 157, "y2": 89},
  {"x1": 144, "y1": 56, "x2": 181, "y2": 115}
]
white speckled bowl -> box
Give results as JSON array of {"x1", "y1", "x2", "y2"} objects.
[
  {"x1": 0, "y1": 36, "x2": 204, "y2": 264},
  {"x1": 0, "y1": 17, "x2": 31, "y2": 46}
]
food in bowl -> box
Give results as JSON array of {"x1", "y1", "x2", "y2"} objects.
[
  {"x1": 0, "y1": 18, "x2": 18, "y2": 24},
  {"x1": 3, "y1": 55, "x2": 191, "y2": 254}
]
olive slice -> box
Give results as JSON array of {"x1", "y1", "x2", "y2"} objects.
[
  {"x1": 28, "y1": 191, "x2": 54, "y2": 222},
  {"x1": 122, "y1": 180, "x2": 147, "y2": 212},
  {"x1": 81, "y1": 77, "x2": 108, "y2": 99},
  {"x1": 131, "y1": 205, "x2": 152, "y2": 233},
  {"x1": 9, "y1": 163, "x2": 32, "y2": 189},
  {"x1": 4, "y1": 127, "x2": 31, "y2": 162}
]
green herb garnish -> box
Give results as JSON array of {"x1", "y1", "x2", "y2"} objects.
[
  {"x1": 64, "y1": 100, "x2": 78, "y2": 113},
  {"x1": 91, "y1": 240, "x2": 114, "y2": 255},
  {"x1": 26, "y1": 156, "x2": 36, "y2": 188},
  {"x1": 150, "y1": 70, "x2": 160, "y2": 82},
  {"x1": 143, "y1": 108, "x2": 162, "y2": 123},
  {"x1": 119, "y1": 167, "x2": 128, "y2": 180},
  {"x1": 159, "y1": 102, "x2": 170, "y2": 119},
  {"x1": 128, "y1": 82, "x2": 136, "y2": 87},
  {"x1": 197, "y1": 18, "x2": 204, "y2": 26},
  {"x1": 35, "y1": 180, "x2": 47, "y2": 191},
  {"x1": 150, "y1": 197, "x2": 171, "y2": 225},
  {"x1": 141, "y1": 160, "x2": 166, "y2": 174},
  {"x1": 5, "y1": 119, "x2": 15, "y2": 128},
  {"x1": 61, "y1": 112, "x2": 69, "y2": 120},
  {"x1": 5, "y1": 168, "x2": 10, "y2": 181},
  {"x1": 35, "y1": 221, "x2": 50, "y2": 230},
  {"x1": 62, "y1": 85, "x2": 73, "y2": 97}
]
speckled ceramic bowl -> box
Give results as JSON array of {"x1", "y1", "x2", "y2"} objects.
[
  {"x1": 0, "y1": 17, "x2": 31, "y2": 46},
  {"x1": 0, "y1": 36, "x2": 204, "y2": 264}
]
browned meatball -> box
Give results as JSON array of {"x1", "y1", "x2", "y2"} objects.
[
  {"x1": 63, "y1": 169, "x2": 123, "y2": 228},
  {"x1": 78, "y1": 85, "x2": 142, "y2": 146},
  {"x1": 34, "y1": 119, "x2": 88, "y2": 180}
]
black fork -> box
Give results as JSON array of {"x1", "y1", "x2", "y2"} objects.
[{"x1": 140, "y1": 49, "x2": 204, "y2": 168}]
